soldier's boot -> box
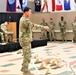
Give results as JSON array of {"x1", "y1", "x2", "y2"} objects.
[
  {"x1": 21, "y1": 68, "x2": 33, "y2": 75},
  {"x1": 74, "y1": 36, "x2": 76, "y2": 42},
  {"x1": 62, "y1": 37, "x2": 65, "y2": 42},
  {"x1": 50, "y1": 36, "x2": 53, "y2": 42},
  {"x1": 54, "y1": 35, "x2": 56, "y2": 42},
  {"x1": 54, "y1": 39, "x2": 56, "y2": 42},
  {"x1": 21, "y1": 64, "x2": 30, "y2": 73},
  {"x1": 63, "y1": 39, "x2": 66, "y2": 43},
  {"x1": 64, "y1": 37, "x2": 67, "y2": 42},
  {"x1": 23, "y1": 71, "x2": 34, "y2": 75},
  {"x1": 1, "y1": 40, "x2": 4, "y2": 43},
  {"x1": 62, "y1": 39, "x2": 64, "y2": 42},
  {"x1": 65, "y1": 39, "x2": 67, "y2": 43},
  {"x1": 53, "y1": 37, "x2": 56, "y2": 42},
  {"x1": 50, "y1": 39, "x2": 52, "y2": 42}
]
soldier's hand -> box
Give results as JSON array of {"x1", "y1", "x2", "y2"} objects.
[{"x1": 44, "y1": 26, "x2": 49, "y2": 30}]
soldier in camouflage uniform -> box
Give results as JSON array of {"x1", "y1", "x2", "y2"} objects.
[
  {"x1": 48, "y1": 18, "x2": 55, "y2": 41},
  {"x1": 72, "y1": 17, "x2": 76, "y2": 42},
  {"x1": 1, "y1": 22, "x2": 14, "y2": 42},
  {"x1": 0, "y1": 25, "x2": 4, "y2": 42},
  {"x1": 19, "y1": 7, "x2": 49, "y2": 75},
  {"x1": 40, "y1": 18, "x2": 48, "y2": 39},
  {"x1": 59, "y1": 16, "x2": 67, "y2": 42}
]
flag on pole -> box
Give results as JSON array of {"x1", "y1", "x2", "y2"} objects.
[
  {"x1": 6, "y1": 0, "x2": 16, "y2": 12},
  {"x1": 70, "y1": 0, "x2": 76, "y2": 11},
  {"x1": 64, "y1": 0, "x2": 70, "y2": 10},
  {"x1": 16, "y1": 0, "x2": 22, "y2": 12},
  {"x1": 41, "y1": 0, "x2": 48, "y2": 12},
  {"x1": 22, "y1": 0, "x2": 28, "y2": 11},
  {"x1": 41, "y1": 0, "x2": 55, "y2": 12},
  {"x1": 52, "y1": 0, "x2": 55, "y2": 11},
  {"x1": 55, "y1": 0, "x2": 63, "y2": 11},
  {"x1": 48, "y1": 0, "x2": 55, "y2": 12}
]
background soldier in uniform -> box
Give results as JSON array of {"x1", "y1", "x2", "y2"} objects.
[
  {"x1": 72, "y1": 17, "x2": 76, "y2": 42},
  {"x1": 0, "y1": 22, "x2": 13, "y2": 42},
  {"x1": 0, "y1": 25, "x2": 4, "y2": 42},
  {"x1": 19, "y1": 7, "x2": 49, "y2": 75},
  {"x1": 48, "y1": 18, "x2": 55, "y2": 41},
  {"x1": 34, "y1": 0, "x2": 41, "y2": 12},
  {"x1": 40, "y1": 18, "x2": 48, "y2": 39},
  {"x1": 59, "y1": 16, "x2": 67, "y2": 42}
]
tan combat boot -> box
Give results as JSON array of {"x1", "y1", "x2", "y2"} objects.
[{"x1": 23, "y1": 71, "x2": 34, "y2": 75}]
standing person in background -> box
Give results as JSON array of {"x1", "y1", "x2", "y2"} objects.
[
  {"x1": 59, "y1": 16, "x2": 67, "y2": 42},
  {"x1": 72, "y1": 17, "x2": 76, "y2": 42},
  {"x1": 48, "y1": 18, "x2": 56, "y2": 41},
  {"x1": 40, "y1": 18, "x2": 48, "y2": 39},
  {"x1": 19, "y1": 7, "x2": 49, "y2": 75},
  {"x1": 34, "y1": 0, "x2": 41, "y2": 12}
]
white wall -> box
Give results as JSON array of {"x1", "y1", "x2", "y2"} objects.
[
  {"x1": 28, "y1": 0, "x2": 34, "y2": 1},
  {"x1": 0, "y1": 0, "x2": 6, "y2": 12}
]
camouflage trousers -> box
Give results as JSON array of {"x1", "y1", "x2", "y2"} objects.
[
  {"x1": 0, "y1": 32, "x2": 4, "y2": 42},
  {"x1": 4, "y1": 32, "x2": 13, "y2": 42},
  {"x1": 41, "y1": 29, "x2": 47, "y2": 39},
  {"x1": 60, "y1": 29, "x2": 66, "y2": 42},
  {"x1": 73, "y1": 31, "x2": 76, "y2": 42},
  {"x1": 49, "y1": 30, "x2": 55, "y2": 41},
  {"x1": 61, "y1": 32, "x2": 66, "y2": 41},
  {"x1": 20, "y1": 42, "x2": 31, "y2": 72}
]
